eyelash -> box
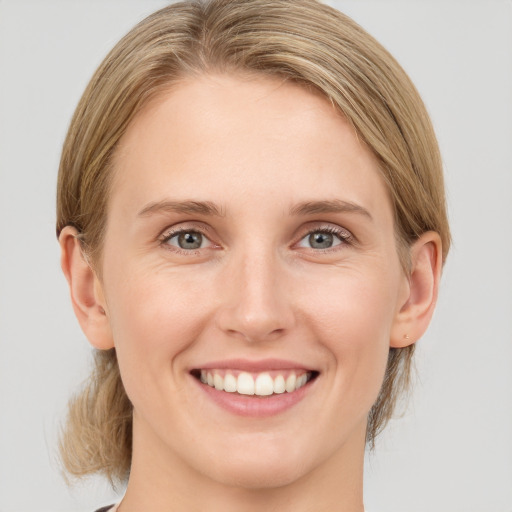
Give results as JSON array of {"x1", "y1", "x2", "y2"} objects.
[
  {"x1": 299, "y1": 225, "x2": 353, "y2": 250},
  {"x1": 159, "y1": 224, "x2": 215, "y2": 256},
  {"x1": 158, "y1": 224, "x2": 353, "y2": 255}
]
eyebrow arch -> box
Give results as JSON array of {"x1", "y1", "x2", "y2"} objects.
[
  {"x1": 289, "y1": 199, "x2": 373, "y2": 220},
  {"x1": 138, "y1": 200, "x2": 225, "y2": 217}
]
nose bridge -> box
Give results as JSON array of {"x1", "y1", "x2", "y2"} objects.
[{"x1": 216, "y1": 241, "x2": 294, "y2": 342}]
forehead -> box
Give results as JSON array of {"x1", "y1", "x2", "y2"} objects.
[{"x1": 110, "y1": 73, "x2": 391, "y2": 221}]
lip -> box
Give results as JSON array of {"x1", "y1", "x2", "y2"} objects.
[
  {"x1": 192, "y1": 358, "x2": 316, "y2": 372},
  {"x1": 189, "y1": 359, "x2": 319, "y2": 417}
]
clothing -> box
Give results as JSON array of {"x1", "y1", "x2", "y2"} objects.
[
  {"x1": 94, "y1": 504, "x2": 119, "y2": 512},
  {"x1": 94, "y1": 502, "x2": 367, "y2": 511}
]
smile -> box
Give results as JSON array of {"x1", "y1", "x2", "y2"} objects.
[
  {"x1": 197, "y1": 369, "x2": 314, "y2": 397},
  {"x1": 190, "y1": 360, "x2": 319, "y2": 416}
]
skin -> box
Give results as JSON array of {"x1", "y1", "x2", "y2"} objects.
[{"x1": 60, "y1": 73, "x2": 442, "y2": 512}]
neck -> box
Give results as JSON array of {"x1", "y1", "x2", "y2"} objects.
[{"x1": 119, "y1": 415, "x2": 366, "y2": 512}]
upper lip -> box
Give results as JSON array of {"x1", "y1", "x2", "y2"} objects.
[{"x1": 191, "y1": 358, "x2": 317, "y2": 372}]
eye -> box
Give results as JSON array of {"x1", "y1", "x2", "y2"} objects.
[
  {"x1": 162, "y1": 229, "x2": 213, "y2": 251},
  {"x1": 297, "y1": 227, "x2": 351, "y2": 250}
]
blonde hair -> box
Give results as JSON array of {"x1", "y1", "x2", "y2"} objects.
[{"x1": 57, "y1": 0, "x2": 450, "y2": 483}]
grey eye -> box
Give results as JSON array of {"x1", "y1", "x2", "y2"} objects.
[
  {"x1": 308, "y1": 232, "x2": 335, "y2": 249},
  {"x1": 168, "y1": 231, "x2": 206, "y2": 250},
  {"x1": 297, "y1": 230, "x2": 344, "y2": 250}
]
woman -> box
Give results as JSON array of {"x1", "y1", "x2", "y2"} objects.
[{"x1": 57, "y1": 0, "x2": 450, "y2": 510}]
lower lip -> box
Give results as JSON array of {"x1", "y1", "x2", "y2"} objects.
[{"x1": 193, "y1": 375, "x2": 315, "y2": 417}]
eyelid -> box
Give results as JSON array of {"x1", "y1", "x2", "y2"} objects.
[
  {"x1": 294, "y1": 224, "x2": 354, "y2": 250},
  {"x1": 158, "y1": 221, "x2": 213, "y2": 241},
  {"x1": 158, "y1": 222, "x2": 219, "y2": 255},
  {"x1": 156, "y1": 221, "x2": 355, "y2": 255}
]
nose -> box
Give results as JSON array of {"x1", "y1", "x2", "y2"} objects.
[{"x1": 215, "y1": 248, "x2": 296, "y2": 343}]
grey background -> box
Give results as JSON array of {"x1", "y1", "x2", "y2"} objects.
[{"x1": 0, "y1": 1, "x2": 511, "y2": 511}]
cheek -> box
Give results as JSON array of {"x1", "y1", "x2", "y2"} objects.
[
  {"x1": 103, "y1": 263, "x2": 214, "y2": 393},
  {"x1": 303, "y1": 269, "x2": 397, "y2": 396},
  {"x1": 303, "y1": 265, "x2": 398, "y2": 342}
]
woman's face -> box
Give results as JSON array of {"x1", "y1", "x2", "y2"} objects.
[{"x1": 98, "y1": 73, "x2": 410, "y2": 487}]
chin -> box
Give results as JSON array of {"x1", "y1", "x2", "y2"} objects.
[
  {"x1": 196, "y1": 437, "x2": 316, "y2": 490},
  {"x1": 209, "y1": 457, "x2": 307, "y2": 490}
]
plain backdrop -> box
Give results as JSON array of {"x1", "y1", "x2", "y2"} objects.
[{"x1": 0, "y1": 1, "x2": 511, "y2": 511}]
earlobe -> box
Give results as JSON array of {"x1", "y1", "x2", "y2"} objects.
[
  {"x1": 390, "y1": 231, "x2": 443, "y2": 348},
  {"x1": 59, "y1": 226, "x2": 114, "y2": 350}
]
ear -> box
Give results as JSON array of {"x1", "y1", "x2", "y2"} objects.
[
  {"x1": 59, "y1": 226, "x2": 114, "y2": 350},
  {"x1": 390, "y1": 231, "x2": 443, "y2": 348}
]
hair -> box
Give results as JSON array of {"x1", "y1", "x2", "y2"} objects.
[{"x1": 57, "y1": 0, "x2": 450, "y2": 483}]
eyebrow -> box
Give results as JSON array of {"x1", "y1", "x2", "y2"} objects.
[
  {"x1": 289, "y1": 199, "x2": 373, "y2": 220},
  {"x1": 138, "y1": 200, "x2": 225, "y2": 217},
  {"x1": 137, "y1": 198, "x2": 372, "y2": 220}
]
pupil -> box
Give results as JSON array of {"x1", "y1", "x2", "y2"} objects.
[
  {"x1": 178, "y1": 232, "x2": 202, "y2": 249},
  {"x1": 309, "y1": 232, "x2": 333, "y2": 249}
]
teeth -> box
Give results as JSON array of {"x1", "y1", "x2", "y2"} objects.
[
  {"x1": 255, "y1": 373, "x2": 274, "y2": 396},
  {"x1": 237, "y1": 372, "x2": 255, "y2": 395},
  {"x1": 296, "y1": 374, "x2": 307, "y2": 389},
  {"x1": 273, "y1": 375, "x2": 286, "y2": 394},
  {"x1": 223, "y1": 373, "x2": 237, "y2": 393},
  {"x1": 200, "y1": 370, "x2": 312, "y2": 396},
  {"x1": 285, "y1": 373, "x2": 296, "y2": 393},
  {"x1": 213, "y1": 373, "x2": 224, "y2": 390}
]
